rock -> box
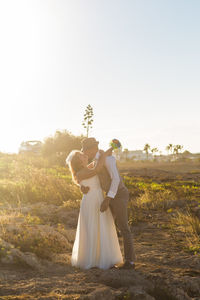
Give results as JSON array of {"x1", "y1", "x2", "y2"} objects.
[
  {"x1": 50, "y1": 252, "x2": 71, "y2": 265},
  {"x1": 169, "y1": 287, "x2": 192, "y2": 300},
  {"x1": 80, "y1": 287, "x2": 118, "y2": 300},
  {"x1": 154, "y1": 281, "x2": 193, "y2": 300},
  {"x1": 35, "y1": 224, "x2": 72, "y2": 249},
  {"x1": 98, "y1": 269, "x2": 154, "y2": 292},
  {"x1": 172, "y1": 256, "x2": 200, "y2": 270},
  {"x1": 192, "y1": 207, "x2": 200, "y2": 219},
  {"x1": 4, "y1": 223, "x2": 72, "y2": 253},
  {"x1": 183, "y1": 277, "x2": 200, "y2": 297},
  {"x1": 63, "y1": 229, "x2": 76, "y2": 243},
  {"x1": 0, "y1": 238, "x2": 44, "y2": 272},
  {"x1": 56, "y1": 207, "x2": 79, "y2": 227},
  {"x1": 128, "y1": 286, "x2": 155, "y2": 300},
  {"x1": 16, "y1": 202, "x2": 58, "y2": 216}
]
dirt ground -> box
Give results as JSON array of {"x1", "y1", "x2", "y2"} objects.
[
  {"x1": 1, "y1": 215, "x2": 200, "y2": 299},
  {"x1": 1, "y1": 214, "x2": 200, "y2": 299},
  {"x1": 119, "y1": 160, "x2": 200, "y2": 182},
  {"x1": 0, "y1": 164, "x2": 200, "y2": 300}
]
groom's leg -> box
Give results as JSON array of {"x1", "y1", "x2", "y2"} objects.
[{"x1": 110, "y1": 189, "x2": 136, "y2": 262}]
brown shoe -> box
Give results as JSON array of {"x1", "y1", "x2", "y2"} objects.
[
  {"x1": 117, "y1": 261, "x2": 135, "y2": 270},
  {"x1": 109, "y1": 264, "x2": 118, "y2": 269}
]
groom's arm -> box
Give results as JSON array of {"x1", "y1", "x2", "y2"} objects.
[
  {"x1": 105, "y1": 156, "x2": 120, "y2": 199},
  {"x1": 100, "y1": 156, "x2": 120, "y2": 212}
]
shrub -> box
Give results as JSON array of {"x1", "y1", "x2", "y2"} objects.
[
  {"x1": 0, "y1": 154, "x2": 81, "y2": 206},
  {"x1": 172, "y1": 210, "x2": 200, "y2": 253}
]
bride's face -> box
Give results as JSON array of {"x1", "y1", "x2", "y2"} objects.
[{"x1": 78, "y1": 153, "x2": 88, "y2": 167}]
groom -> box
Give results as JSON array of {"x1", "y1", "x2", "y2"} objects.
[{"x1": 80, "y1": 137, "x2": 136, "y2": 269}]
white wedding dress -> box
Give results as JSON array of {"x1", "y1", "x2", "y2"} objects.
[{"x1": 71, "y1": 175, "x2": 123, "y2": 270}]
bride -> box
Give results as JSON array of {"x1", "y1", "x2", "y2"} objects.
[{"x1": 66, "y1": 148, "x2": 123, "y2": 270}]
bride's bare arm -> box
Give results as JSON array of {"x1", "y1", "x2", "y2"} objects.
[
  {"x1": 87, "y1": 161, "x2": 95, "y2": 169},
  {"x1": 76, "y1": 168, "x2": 98, "y2": 183},
  {"x1": 76, "y1": 148, "x2": 112, "y2": 182},
  {"x1": 76, "y1": 155, "x2": 105, "y2": 182},
  {"x1": 104, "y1": 147, "x2": 113, "y2": 156}
]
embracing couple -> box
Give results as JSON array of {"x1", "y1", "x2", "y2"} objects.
[{"x1": 66, "y1": 137, "x2": 136, "y2": 270}]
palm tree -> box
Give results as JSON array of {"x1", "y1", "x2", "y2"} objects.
[
  {"x1": 166, "y1": 144, "x2": 173, "y2": 155},
  {"x1": 151, "y1": 147, "x2": 159, "y2": 159},
  {"x1": 143, "y1": 144, "x2": 151, "y2": 160},
  {"x1": 173, "y1": 145, "x2": 183, "y2": 159},
  {"x1": 177, "y1": 145, "x2": 183, "y2": 154}
]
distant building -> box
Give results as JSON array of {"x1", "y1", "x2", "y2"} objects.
[
  {"x1": 154, "y1": 155, "x2": 170, "y2": 162},
  {"x1": 120, "y1": 148, "x2": 199, "y2": 162},
  {"x1": 120, "y1": 150, "x2": 153, "y2": 161}
]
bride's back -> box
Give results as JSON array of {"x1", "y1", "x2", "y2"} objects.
[{"x1": 80, "y1": 175, "x2": 101, "y2": 192}]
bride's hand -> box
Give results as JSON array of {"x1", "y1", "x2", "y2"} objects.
[
  {"x1": 105, "y1": 147, "x2": 113, "y2": 156},
  {"x1": 99, "y1": 148, "x2": 113, "y2": 157},
  {"x1": 99, "y1": 150, "x2": 105, "y2": 155}
]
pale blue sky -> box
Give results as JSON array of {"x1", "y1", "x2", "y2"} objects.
[{"x1": 0, "y1": 0, "x2": 200, "y2": 153}]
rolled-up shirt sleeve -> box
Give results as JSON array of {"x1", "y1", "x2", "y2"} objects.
[{"x1": 105, "y1": 156, "x2": 120, "y2": 198}]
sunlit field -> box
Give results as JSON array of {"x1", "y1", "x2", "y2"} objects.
[
  {"x1": 0, "y1": 151, "x2": 200, "y2": 299},
  {"x1": 1, "y1": 0, "x2": 200, "y2": 297}
]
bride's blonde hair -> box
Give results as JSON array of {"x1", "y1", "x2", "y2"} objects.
[{"x1": 66, "y1": 150, "x2": 83, "y2": 184}]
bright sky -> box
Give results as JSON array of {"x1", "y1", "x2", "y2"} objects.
[{"x1": 0, "y1": 0, "x2": 200, "y2": 154}]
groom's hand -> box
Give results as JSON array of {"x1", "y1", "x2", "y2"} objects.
[
  {"x1": 100, "y1": 197, "x2": 112, "y2": 212},
  {"x1": 80, "y1": 185, "x2": 90, "y2": 194}
]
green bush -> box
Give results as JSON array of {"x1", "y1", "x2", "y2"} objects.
[{"x1": 0, "y1": 153, "x2": 81, "y2": 206}]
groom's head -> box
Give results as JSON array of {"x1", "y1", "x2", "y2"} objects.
[{"x1": 81, "y1": 137, "x2": 99, "y2": 160}]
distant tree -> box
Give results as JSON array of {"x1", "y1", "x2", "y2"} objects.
[
  {"x1": 143, "y1": 144, "x2": 151, "y2": 160},
  {"x1": 173, "y1": 144, "x2": 183, "y2": 159},
  {"x1": 182, "y1": 150, "x2": 191, "y2": 156},
  {"x1": 166, "y1": 144, "x2": 173, "y2": 156},
  {"x1": 182, "y1": 150, "x2": 191, "y2": 159},
  {"x1": 178, "y1": 145, "x2": 183, "y2": 153},
  {"x1": 82, "y1": 104, "x2": 94, "y2": 137},
  {"x1": 151, "y1": 147, "x2": 159, "y2": 158},
  {"x1": 42, "y1": 130, "x2": 83, "y2": 166}
]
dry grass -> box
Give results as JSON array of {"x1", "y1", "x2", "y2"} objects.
[
  {"x1": 0, "y1": 210, "x2": 72, "y2": 260},
  {"x1": 1, "y1": 152, "x2": 200, "y2": 260},
  {"x1": 172, "y1": 210, "x2": 200, "y2": 253},
  {"x1": 118, "y1": 159, "x2": 200, "y2": 173},
  {"x1": 124, "y1": 173, "x2": 200, "y2": 254},
  {"x1": 0, "y1": 153, "x2": 81, "y2": 206}
]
